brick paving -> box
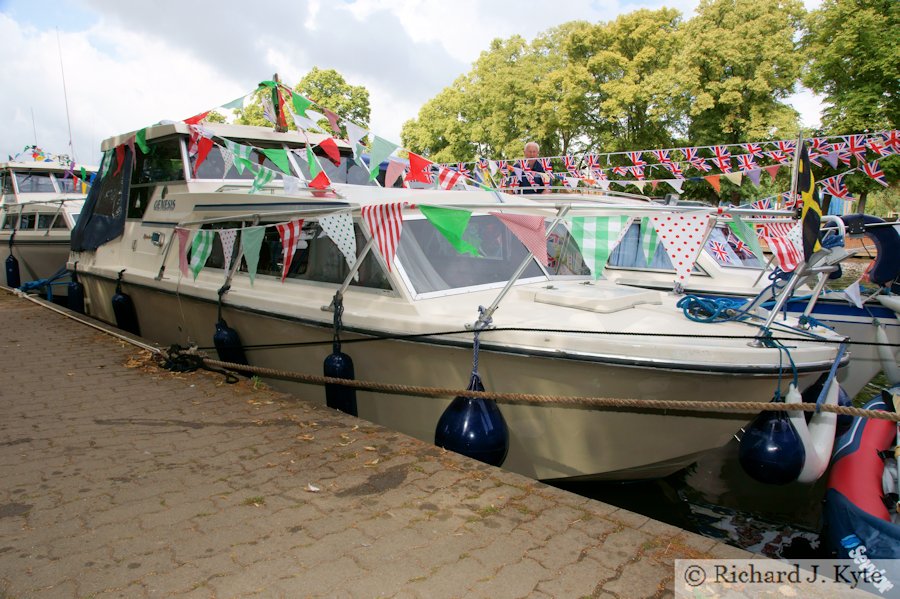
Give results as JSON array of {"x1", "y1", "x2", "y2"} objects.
[{"x1": 0, "y1": 289, "x2": 752, "y2": 598}]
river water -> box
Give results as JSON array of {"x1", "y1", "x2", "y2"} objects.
[{"x1": 554, "y1": 258, "x2": 882, "y2": 559}]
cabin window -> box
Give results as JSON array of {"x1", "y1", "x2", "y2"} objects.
[
  {"x1": 546, "y1": 223, "x2": 591, "y2": 277},
  {"x1": 607, "y1": 222, "x2": 676, "y2": 272},
  {"x1": 93, "y1": 148, "x2": 131, "y2": 218},
  {"x1": 37, "y1": 213, "x2": 59, "y2": 229},
  {"x1": 132, "y1": 137, "x2": 186, "y2": 185},
  {"x1": 295, "y1": 154, "x2": 373, "y2": 186},
  {"x1": 19, "y1": 213, "x2": 36, "y2": 229},
  {"x1": 14, "y1": 172, "x2": 56, "y2": 193},
  {"x1": 194, "y1": 220, "x2": 391, "y2": 290},
  {"x1": 702, "y1": 226, "x2": 763, "y2": 268},
  {"x1": 396, "y1": 214, "x2": 545, "y2": 294},
  {"x1": 1, "y1": 214, "x2": 16, "y2": 229},
  {"x1": 191, "y1": 141, "x2": 286, "y2": 181},
  {"x1": 0, "y1": 173, "x2": 11, "y2": 194}
]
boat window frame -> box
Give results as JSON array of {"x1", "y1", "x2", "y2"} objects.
[
  {"x1": 12, "y1": 169, "x2": 58, "y2": 195},
  {"x1": 1, "y1": 212, "x2": 17, "y2": 230}
]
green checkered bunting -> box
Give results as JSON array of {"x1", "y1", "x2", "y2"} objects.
[
  {"x1": 189, "y1": 230, "x2": 215, "y2": 280},
  {"x1": 224, "y1": 140, "x2": 254, "y2": 175},
  {"x1": 250, "y1": 167, "x2": 276, "y2": 194},
  {"x1": 640, "y1": 217, "x2": 659, "y2": 266},
  {"x1": 570, "y1": 216, "x2": 632, "y2": 279}
]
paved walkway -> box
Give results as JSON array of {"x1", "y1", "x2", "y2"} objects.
[{"x1": 0, "y1": 289, "x2": 751, "y2": 598}]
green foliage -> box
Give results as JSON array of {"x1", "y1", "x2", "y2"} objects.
[
  {"x1": 204, "y1": 110, "x2": 227, "y2": 124},
  {"x1": 802, "y1": 0, "x2": 899, "y2": 131}
]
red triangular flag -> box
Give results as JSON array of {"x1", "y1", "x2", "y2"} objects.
[
  {"x1": 309, "y1": 171, "x2": 330, "y2": 190},
  {"x1": 765, "y1": 164, "x2": 780, "y2": 183},
  {"x1": 192, "y1": 137, "x2": 214, "y2": 176},
  {"x1": 114, "y1": 144, "x2": 125, "y2": 176},
  {"x1": 184, "y1": 111, "x2": 210, "y2": 125},
  {"x1": 318, "y1": 138, "x2": 342, "y2": 166},
  {"x1": 322, "y1": 108, "x2": 341, "y2": 134},
  {"x1": 704, "y1": 174, "x2": 721, "y2": 193},
  {"x1": 404, "y1": 152, "x2": 434, "y2": 183}
]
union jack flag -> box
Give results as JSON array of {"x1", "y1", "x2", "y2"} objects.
[
  {"x1": 862, "y1": 160, "x2": 888, "y2": 187},
  {"x1": 629, "y1": 166, "x2": 645, "y2": 180},
  {"x1": 652, "y1": 150, "x2": 672, "y2": 164},
  {"x1": 663, "y1": 162, "x2": 684, "y2": 179},
  {"x1": 844, "y1": 135, "x2": 868, "y2": 164},
  {"x1": 766, "y1": 150, "x2": 791, "y2": 165},
  {"x1": 866, "y1": 139, "x2": 889, "y2": 157},
  {"x1": 627, "y1": 151, "x2": 646, "y2": 167},
  {"x1": 585, "y1": 153, "x2": 603, "y2": 174},
  {"x1": 782, "y1": 191, "x2": 801, "y2": 210},
  {"x1": 751, "y1": 198, "x2": 772, "y2": 211},
  {"x1": 537, "y1": 157, "x2": 553, "y2": 173},
  {"x1": 496, "y1": 160, "x2": 510, "y2": 175},
  {"x1": 741, "y1": 143, "x2": 763, "y2": 159},
  {"x1": 455, "y1": 163, "x2": 471, "y2": 177},
  {"x1": 477, "y1": 157, "x2": 489, "y2": 171},
  {"x1": 611, "y1": 166, "x2": 629, "y2": 176},
  {"x1": 726, "y1": 231, "x2": 750, "y2": 257},
  {"x1": 776, "y1": 140, "x2": 796, "y2": 156},
  {"x1": 683, "y1": 147, "x2": 711, "y2": 172},
  {"x1": 807, "y1": 138, "x2": 829, "y2": 166},
  {"x1": 513, "y1": 159, "x2": 530, "y2": 172},
  {"x1": 563, "y1": 155, "x2": 582, "y2": 176},
  {"x1": 711, "y1": 146, "x2": 732, "y2": 172},
  {"x1": 708, "y1": 240, "x2": 731, "y2": 263},
  {"x1": 829, "y1": 142, "x2": 852, "y2": 166},
  {"x1": 736, "y1": 154, "x2": 757, "y2": 171},
  {"x1": 822, "y1": 174, "x2": 851, "y2": 199},
  {"x1": 882, "y1": 130, "x2": 900, "y2": 153}
]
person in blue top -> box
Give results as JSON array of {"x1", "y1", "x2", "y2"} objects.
[{"x1": 519, "y1": 141, "x2": 550, "y2": 195}]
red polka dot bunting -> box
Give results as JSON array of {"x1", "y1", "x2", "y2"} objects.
[{"x1": 650, "y1": 214, "x2": 712, "y2": 286}]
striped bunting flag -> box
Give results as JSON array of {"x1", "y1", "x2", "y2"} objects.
[
  {"x1": 189, "y1": 230, "x2": 215, "y2": 280},
  {"x1": 250, "y1": 167, "x2": 276, "y2": 194},
  {"x1": 362, "y1": 203, "x2": 406, "y2": 271},
  {"x1": 640, "y1": 217, "x2": 659, "y2": 266},
  {"x1": 275, "y1": 219, "x2": 305, "y2": 282},
  {"x1": 570, "y1": 216, "x2": 632, "y2": 280},
  {"x1": 763, "y1": 225, "x2": 802, "y2": 272}
]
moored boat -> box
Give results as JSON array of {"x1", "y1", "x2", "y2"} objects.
[{"x1": 69, "y1": 121, "x2": 850, "y2": 481}]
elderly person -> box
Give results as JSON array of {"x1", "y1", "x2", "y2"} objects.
[{"x1": 519, "y1": 141, "x2": 550, "y2": 195}]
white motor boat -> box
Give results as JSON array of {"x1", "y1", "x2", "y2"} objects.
[
  {"x1": 0, "y1": 159, "x2": 94, "y2": 297},
  {"x1": 69, "y1": 122, "x2": 849, "y2": 481}
]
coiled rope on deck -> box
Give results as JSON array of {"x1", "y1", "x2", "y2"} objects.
[{"x1": 200, "y1": 357, "x2": 900, "y2": 423}]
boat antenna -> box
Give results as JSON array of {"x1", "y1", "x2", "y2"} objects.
[
  {"x1": 31, "y1": 107, "x2": 38, "y2": 148},
  {"x1": 56, "y1": 28, "x2": 76, "y2": 162}
]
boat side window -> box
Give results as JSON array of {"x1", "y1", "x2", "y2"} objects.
[
  {"x1": 14, "y1": 171, "x2": 56, "y2": 194},
  {"x1": 1, "y1": 214, "x2": 16, "y2": 229},
  {"x1": 37, "y1": 213, "x2": 58, "y2": 229},
  {"x1": 19, "y1": 213, "x2": 36, "y2": 229},
  {"x1": 295, "y1": 153, "x2": 369, "y2": 186},
  {"x1": 607, "y1": 221, "x2": 675, "y2": 272},
  {"x1": 192, "y1": 140, "x2": 285, "y2": 181},
  {"x1": 0, "y1": 173, "x2": 11, "y2": 194},
  {"x1": 396, "y1": 215, "x2": 544, "y2": 294},
  {"x1": 93, "y1": 148, "x2": 132, "y2": 218},
  {"x1": 702, "y1": 226, "x2": 763, "y2": 268},
  {"x1": 130, "y1": 137, "x2": 185, "y2": 218}
]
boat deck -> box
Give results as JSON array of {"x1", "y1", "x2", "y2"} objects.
[{"x1": 0, "y1": 288, "x2": 753, "y2": 598}]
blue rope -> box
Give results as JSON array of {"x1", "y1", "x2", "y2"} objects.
[
  {"x1": 677, "y1": 295, "x2": 751, "y2": 323},
  {"x1": 814, "y1": 342, "x2": 846, "y2": 412}
]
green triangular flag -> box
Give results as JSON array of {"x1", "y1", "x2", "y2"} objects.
[
  {"x1": 221, "y1": 95, "x2": 246, "y2": 110},
  {"x1": 241, "y1": 226, "x2": 265, "y2": 286},
  {"x1": 250, "y1": 167, "x2": 276, "y2": 194},
  {"x1": 292, "y1": 92, "x2": 312, "y2": 117},
  {"x1": 225, "y1": 140, "x2": 254, "y2": 175},
  {"x1": 640, "y1": 217, "x2": 659, "y2": 266},
  {"x1": 262, "y1": 148, "x2": 292, "y2": 175},
  {"x1": 367, "y1": 136, "x2": 399, "y2": 182},
  {"x1": 728, "y1": 215, "x2": 765, "y2": 264},
  {"x1": 419, "y1": 206, "x2": 478, "y2": 256},
  {"x1": 135, "y1": 128, "x2": 150, "y2": 154},
  {"x1": 100, "y1": 149, "x2": 112, "y2": 178},
  {"x1": 307, "y1": 146, "x2": 321, "y2": 179},
  {"x1": 189, "y1": 230, "x2": 215, "y2": 280},
  {"x1": 80, "y1": 166, "x2": 87, "y2": 181},
  {"x1": 258, "y1": 80, "x2": 276, "y2": 89},
  {"x1": 570, "y1": 216, "x2": 631, "y2": 280}
]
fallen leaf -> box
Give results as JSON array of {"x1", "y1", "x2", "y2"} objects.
[
  {"x1": 364, "y1": 458, "x2": 379, "y2": 467},
  {"x1": 364, "y1": 446, "x2": 377, "y2": 452},
  {"x1": 306, "y1": 483, "x2": 321, "y2": 493},
  {"x1": 297, "y1": 434, "x2": 315, "y2": 441}
]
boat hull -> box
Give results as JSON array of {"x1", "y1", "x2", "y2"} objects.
[
  {"x1": 0, "y1": 234, "x2": 71, "y2": 296},
  {"x1": 78, "y1": 271, "x2": 827, "y2": 482}
]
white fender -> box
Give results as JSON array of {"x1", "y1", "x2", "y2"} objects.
[
  {"x1": 785, "y1": 381, "x2": 839, "y2": 484},
  {"x1": 875, "y1": 321, "x2": 900, "y2": 386},
  {"x1": 877, "y1": 295, "x2": 900, "y2": 317}
]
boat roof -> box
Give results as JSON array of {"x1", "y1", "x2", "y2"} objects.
[
  {"x1": 100, "y1": 122, "x2": 351, "y2": 152},
  {"x1": 0, "y1": 161, "x2": 98, "y2": 173}
]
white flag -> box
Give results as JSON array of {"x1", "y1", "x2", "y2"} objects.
[
  {"x1": 843, "y1": 279, "x2": 864, "y2": 309},
  {"x1": 319, "y1": 211, "x2": 358, "y2": 274}
]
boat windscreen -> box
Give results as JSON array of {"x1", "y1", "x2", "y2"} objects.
[
  {"x1": 396, "y1": 214, "x2": 546, "y2": 294},
  {"x1": 15, "y1": 172, "x2": 56, "y2": 193}
]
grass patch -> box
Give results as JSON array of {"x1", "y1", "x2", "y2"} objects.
[{"x1": 242, "y1": 496, "x2": 265, "y2": 507}]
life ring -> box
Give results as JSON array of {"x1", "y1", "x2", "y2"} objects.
[{"x1": 840, "y1": 214, "x2": 900, "y2": 286}]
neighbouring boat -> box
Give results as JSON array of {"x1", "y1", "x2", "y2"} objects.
[
  {"x1": 600, "y1": 211, "x2": 900, "y2": 397},
  {"x1": 69, "y1": 122, "x2": 849, "y2": 481},
  {"x1": 0, "y1": 158, "x2": 95, "y2": 296}
]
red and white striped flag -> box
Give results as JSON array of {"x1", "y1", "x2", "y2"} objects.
[
  {"x1": 275, "y1": 219, "x2": 305, "y2": 282},
  {"x1": 362, "y1": 203, "x2": 406, "y2": 271},
  {"x1": 763, "y1": 230, "x2": 801, "y2": 272},
  {"x1": 437, "y1": 166, "x2": 463, "y2": 190}
]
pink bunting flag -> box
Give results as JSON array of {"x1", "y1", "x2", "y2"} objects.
[
  {"x1": 362, "y1": 203, "x2": 405, "y2": 271},
  {"x1": 490, "y1": 213, "x2": 549, "y2": 266},
  {"x1": 384, "y1": 158, "x2": 407, "y2": 188},
  {"x1": 764, "y1": 164, "x2": 780, "y2": 183},
  {"x1": 275, "y1": 219, "x2": 305, "y2": 282},
  {"x1": 322, "y1": 108, "x2": 341, "y2": 134},
  {"x1": 176, "y1": 228, "x2": 191, "y2": 277},
  {"x1": 650, "y1": 214, "x2": 711, "y2": 284}
]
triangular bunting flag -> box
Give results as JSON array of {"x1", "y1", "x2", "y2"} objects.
[
  {"x1": 405, "y1": 153, "x2": 434, "y2": 183},
  {"x1": 491, "y1": 213, "x2": 549, "y2": 266},
  {"x1": 746, "y1": 169, "x2": 762, "y2": 186},
  {"x1": 824, "y1": 151, "x2": 839, "y2": 169},
  {"x1": 135, "y1": 128, "x2": 150, "y2": 154},
  {"x1": 318, "y1": 212, "x2": 358, "y2": 273},
  {"x1": 728, "y1": 215, "x2": 765, "y2": 264},
  {"x1": 114, "y1": 144, "x2": 125, "y2": 176},
  {"x1": 665, "y1": 179, "x2": 683, "y2": 194},
  {"x1": 344, "y1": 122, "x2": 368, "y2": 165},
  {"x1": 189, "y1": 230, "x2": 215, "y2": 280},
  {"x1": 650, "y1": 214, "x2": 711, "y2": 284},
  {"x1": 241, "y1": 226, "x2": 265, "y2": 286},
  {"x1": 318, "y1": 138, "x2": 342, "y2": 167},
  {"x1": 176, "y1": 227, "x2": 191, "y2": 277},
  {"x1": 723, "y1": 171, "x2": 743, "y2": 186},
  {"x1": 275, "y1": 219, "x2": 305, "y2": 282},
  {"x1": 704, "y1": 175, "x2": 721, "y2": 193},
  {"x1": 262, "y1": 148, "x2": 292, "y2": 175},
  {"x1": 291, "y1": 92, "x2": 312, "y2": 117},
  {"x1": 384, "y1": 158, "x2": 406, "y2": 188},
  {"x1": 249, "y1": 167, "x2": 276, "y2": 193},
  {"x1": 843, "y1": 279, "x2": 864, "y2": 309},
  {"x1": 368, "y1": 136, "x2": 399, "y2": 182},
  {"x1": 763, "y1": 224, "x2": 802, "y2": 271},
  {"x1": 306, "y1": 146, "x2": 322, "y2": 179},
  {"x1": 569, "y1": 216, "x2": 631, "y2": 280},
  {"x1": 184, "y1": 111, "x2": 210, "y2": 125},
  {"x1": 309, "y1": 171, "x2": 330, "y2": 190},
  {"x1": 322, "y1": 108, "x2": 341, "y2": 134},
  {"x1": 283, "y1": 175, "x2": 302, "y2": 195},
  {"x1": 219, "y1": 229, "x2": 237, "y2": 277},
  {"x1": 640, "y1": 217, "x2": 659, "y2": 266},
  {"x1": 418, "y1": 206, "x2": 478, "y2": 256},
  {"x1": 221, "y1": 149, "x2": 235, "y2": 178},
  {"x1": 764, "y1": 164, "x2": 780, "y2": 182},
  {"x1": 221, "y1": 95, "x2": 247, "y2": 110},
  {"x1": 362, "y1": 203, "x2": 405, "y2": 271},
  {"x1": 192, "y1": 137, "x2": 214, "y2": 176}
]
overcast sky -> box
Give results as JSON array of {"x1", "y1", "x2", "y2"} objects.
[{"x1": 0, "y1": 0, "x2": 823, "y2": 166}]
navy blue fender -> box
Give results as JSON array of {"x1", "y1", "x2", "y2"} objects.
[{"x1": 840, "y1": 214, "x2": 900, "y2": 286}]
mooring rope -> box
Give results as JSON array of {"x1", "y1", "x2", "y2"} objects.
[{"x1": 200, "y1": 357, "x2": 900, "y2": 423}]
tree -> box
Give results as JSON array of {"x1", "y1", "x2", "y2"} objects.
[
  {"x1": 803, "y1": 0, "x2": 899, "y2": 131},
  {"x1": 675, "y1": 0, "x2": 805, "y2": 144}
]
